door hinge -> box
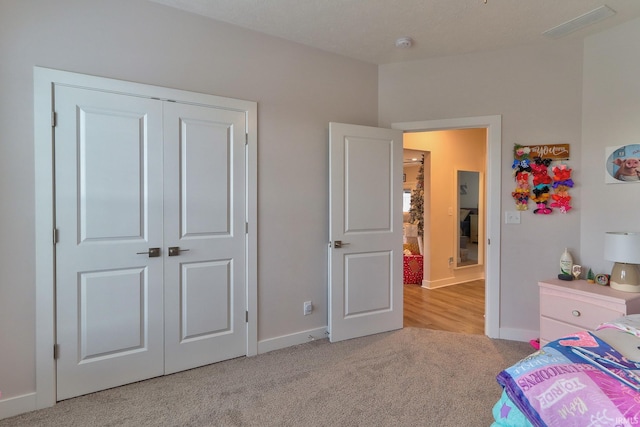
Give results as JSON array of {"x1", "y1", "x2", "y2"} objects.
[
  {"x1": 488, "y1": 238, "x2": 491, "y2": 245},
  {"x1": 53, "y1": 344, "x2": 60, "y2": 360},
  {"x1": 245, "y1": 222, "x2": 248, "y2": 233},
  {"x1": 53, "y1": 228, "x2": 59, "y2": 244},
  {"x1": 245, "y1": 133, "x2": 248, "y2": 145},
  {"x1": 51, "y1": 111, "x2": 57, "y2": 127},
  {"x1": 246, "y1": 311, "x2": 249, "y2": 323}
]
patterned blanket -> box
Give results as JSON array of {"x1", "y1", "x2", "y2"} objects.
[{"x1": 493, "y1": 330, "x2": 640, "y2": 427}]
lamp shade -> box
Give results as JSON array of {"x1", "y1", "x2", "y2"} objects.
[{"x1": 604, "y1": 232, "x2": 640, "y2": 264}]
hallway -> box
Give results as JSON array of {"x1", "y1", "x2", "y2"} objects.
[{"x1": 403, "y1": 280, "x2": 485, "y2": 334}]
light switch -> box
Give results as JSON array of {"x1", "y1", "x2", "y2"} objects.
[{"x1": 505, "y1": 211, "x2": 521, "y2": 224}]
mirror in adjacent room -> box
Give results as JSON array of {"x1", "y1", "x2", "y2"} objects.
[{"x1": 456, "y1": 170, "x2": 482, "y2": 268}]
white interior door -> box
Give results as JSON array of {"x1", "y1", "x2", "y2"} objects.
[
  {"x1": 163, "y1": 102, "x2": 247, "y2": 374},
  {"x1": 328, "y1": 122, "x2": 404, "y2": 343},
  {"x1": 55, "y1": 85, "x2": 247, "y2": 399},
  {"x1": 55, "y1": 86, "x2": 165, "y2": 400}
]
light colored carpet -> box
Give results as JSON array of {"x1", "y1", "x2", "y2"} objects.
[{"x1": 1, "y1": 328, "x2": 532, "y2": 427}]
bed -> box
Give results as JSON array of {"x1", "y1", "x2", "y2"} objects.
[{"x1": 492, "y1": 315, "x2": 640, "y2": 427}]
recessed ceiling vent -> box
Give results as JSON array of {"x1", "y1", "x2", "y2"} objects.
[
  {"x1": 543, "y1": 5, "x2": 616, "y2": 39},
  {"x1": 395, "y1": 37, "x2": 413, "y2": 48}
]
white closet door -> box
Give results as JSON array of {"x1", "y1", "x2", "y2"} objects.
[
  {"x1": 54, "y1": 86, "x2": 248, "y2": 400},
  {"x1": 55, "y1": 86, "x2": 165, "y2": 400},
  {"x1": 163, "y1": 102, "x2": 247, "y2": 374}
]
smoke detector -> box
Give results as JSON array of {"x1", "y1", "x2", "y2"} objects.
[{"x1": 395, "y1": 37, "x2": 413, "y2": 48}]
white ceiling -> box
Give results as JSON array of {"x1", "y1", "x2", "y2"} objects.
[{"x1": 149, "y1": 0, "x2": 640, "y2": 64}]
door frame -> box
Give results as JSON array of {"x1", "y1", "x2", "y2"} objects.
[
  {"x1": 392, "y1": 115, "x2": 501, "y2": 338},
  {"x1": 33, "y1": 67, "x2": 258, "y2": 409}
]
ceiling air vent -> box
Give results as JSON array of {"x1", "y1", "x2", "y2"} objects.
[{"x1": 543, "y1": 5, "x2": 616, "y2": 39}]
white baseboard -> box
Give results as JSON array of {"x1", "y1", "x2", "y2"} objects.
[
  {"x1": 257, "y1": 327, "x2": 328, "y2": 354},
  {"x1": 498, "y1": 327, "x2": 538, "y2": 343},
  {"x1": 421, "y1": 273, "x2": 485, "y2": 289},
  {"x1": 0, "y1": 392, "x2": 36, "y2": 421}
]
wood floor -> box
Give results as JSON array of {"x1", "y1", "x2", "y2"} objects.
[{"x1": 403, "y1": 279, "x2": 485, "y2": 334}]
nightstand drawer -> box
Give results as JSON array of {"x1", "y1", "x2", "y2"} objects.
[
  {"x1": 540, "y1": 293, "x2": 624, "y2": 330},
  {"x1": 540, "y1": 317, "x2": 586, "y2": 344},
  {"x1": 539, "y1": 279, "x2": 640, "y2": 346}
]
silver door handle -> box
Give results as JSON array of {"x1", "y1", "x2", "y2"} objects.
[
  {"x1": 333, "y1": 240, "x2": 350, "y2": 249},
  {"x1": 168, "y1": 246, "x2": 190, "y2": 257},
  {"x1": 136, "y1": 247, "x2": 160, "y2": 257}
]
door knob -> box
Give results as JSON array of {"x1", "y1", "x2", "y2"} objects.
[
  {"x1": 333, "y1": 241, "x2": 350, "y2": 249},
  {"x1": 168, "y1": 246, "x2": 190, "y2": 256},
  {"x1": 136, "y1": 247, "x2": 160, "y2": 257}
]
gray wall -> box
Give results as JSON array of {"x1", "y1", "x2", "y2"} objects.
[
  {"x1": 379, "y1": 16, "x2": 640, "y2": 336},
  {"x1": 0, "y1": 0, "x2": 377, "y2": 402},
  {"x1": 379, "y1": 40, "x2": 584, "y2": 336},
  {"x1": 581, "y1": 19, "x2": 640, "y2": 275}
]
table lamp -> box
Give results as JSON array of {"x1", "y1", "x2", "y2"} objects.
[{"x1": 604, "y1": 232, "x2": 640, "y2": 292}]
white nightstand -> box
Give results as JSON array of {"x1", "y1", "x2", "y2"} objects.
[{"x1": 539, "y1": 278, "x2": 640, "y2": 346}]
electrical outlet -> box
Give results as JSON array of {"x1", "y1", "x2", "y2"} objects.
[{"x1": 303, "y1": 301, "x2": 312, "y2": 316}]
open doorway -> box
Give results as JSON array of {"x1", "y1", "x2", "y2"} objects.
[
  {"x1": 402, "y1": 130, "x2": 486, "y2": 334},
  {"x1": 394, "y1": 115, "x2": 502, "y2": 338}
]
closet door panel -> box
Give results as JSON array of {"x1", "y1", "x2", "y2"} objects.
[
  {"x1": 55, "y1": 86, "x2": 164, "y2": 400},
  {"x1": 163, "y1": 102, "x2": 247, "y2": 374}
]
